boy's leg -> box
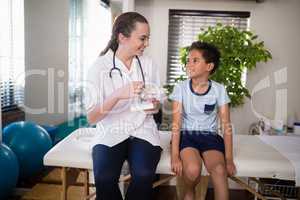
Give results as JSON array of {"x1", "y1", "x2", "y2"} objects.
[
  {"x1": 125, "y1": 137, "x2": 162, "y2": 200},
  {"x1": 92, "y1": 141, "x2": 128, "y2": 200},
  {"x1": 180, "y1": 147, "x2": 203, "y2": 200},
  {"x1": 202, "y1": 150, "x2": 229, "y2": 200}
]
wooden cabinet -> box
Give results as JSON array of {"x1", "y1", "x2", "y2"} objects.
[{"x1": 2, "y1": 108, "x2": 25, "y2": 127}]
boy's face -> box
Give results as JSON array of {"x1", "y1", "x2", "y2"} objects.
[{"x1": 186, "y1": 49, "x2": 214, "y2": 79}]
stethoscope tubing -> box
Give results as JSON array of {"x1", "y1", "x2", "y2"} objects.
[{"x1": 109, "y1": 51, "x2": 145, "y2": 85}]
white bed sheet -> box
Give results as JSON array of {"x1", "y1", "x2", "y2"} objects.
[
  {"x1": 259, "y1": 135, "x2": 300, "y2": 186},
  {"x1": 44, "y1": 128, "x2": 295, "y2": 181}
]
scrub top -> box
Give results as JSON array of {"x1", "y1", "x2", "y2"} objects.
[{"x1": 85, "y1": 50, "x2": 162, "y2": 148}]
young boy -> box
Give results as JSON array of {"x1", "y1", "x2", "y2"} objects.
[{"x1": 170, "y1": 41, "x2": 236, "y2": 200}]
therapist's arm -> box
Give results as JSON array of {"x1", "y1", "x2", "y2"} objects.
[
  {"x1": 218, "y1": 104, "x2": 236, "y2": 176},
  {"x1": 87, "y1": 81, "x2": 144, "y2": 125},
  {"x1": 87, "y1": 92, "x2": 119, "y2": 125}
]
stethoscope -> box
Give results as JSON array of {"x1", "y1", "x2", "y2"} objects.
[{"x1": 109, "y1": 51, "x2": 145, "y2": 87}]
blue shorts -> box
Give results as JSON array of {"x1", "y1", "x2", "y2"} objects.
[{"x1": 179, "y1": 130, "x2": 225, "y2": 155}]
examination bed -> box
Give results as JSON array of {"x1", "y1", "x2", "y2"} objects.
[{"x1": 44, "y1": 128, "x2": 299, "y2": 200}]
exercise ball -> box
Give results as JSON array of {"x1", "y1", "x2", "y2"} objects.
[
  {"x1": 3, "y1": 121, "x2": 52, "y2": 179},
  {"x1": 0, "y1": 143, "x2": 19, "y2": 199}
]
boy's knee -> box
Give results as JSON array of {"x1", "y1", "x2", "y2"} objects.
[
  {"x1": 209, "y1": 163, "x2": 227, "y2": 177},
  {"x1": 184, "y1": 164, "x2": 201, "y2": 182}
]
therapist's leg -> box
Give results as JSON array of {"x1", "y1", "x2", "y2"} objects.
[
  {"x1": 92, "y1": 140, "x2": 128, "y2": 200},
  {"x1": 125, "y1": 137, "x2": 162, "y2": 200}
]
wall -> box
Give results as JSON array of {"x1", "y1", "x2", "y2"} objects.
[
  {"x1": 24, "y1": 0, "x2": 69, "y2": 125},
  {"x1": 23, "y1": 0, "x2": 300, "y2": 131},
  {"x1": 122, "y1": 0, "x2": 135, "y2": 12},
  {"x1": 136, "y1": 0, "x2": 300, "y2": 134},
  {"x1": 23, "y1": 0, "x2": 137, "y2": 126}
]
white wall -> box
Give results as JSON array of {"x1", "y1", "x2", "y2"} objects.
[
  {"x1": 122, "y1": 0, "x2": 135, "y2": 12},
  {"x1": 22, "y1": 0, "x2": 136, "y2": 126},
  {"x1": 23, "y1": 0, "x2": 300, "y2": 131},
  {"x1": 24, "y1": 0, "x2": 69, "y2": 125},
  {"x1": 136, "y1": 0, "x2": 300, "y2": 134}
]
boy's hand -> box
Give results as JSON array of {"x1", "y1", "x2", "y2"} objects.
[
  {"x1": 171, "y1": 156, "x2": 183, "y2": 176},
  {"x1": 226, "y1": 159, "x2": 236, "y2": 177}
]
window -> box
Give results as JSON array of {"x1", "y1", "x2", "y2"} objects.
[
  {"x1": 68, "y1": 0, "x2": 111, "y2": 119},
  {"x1": 167, "y1": 10, "x2": 250, "y2": 85},
  {"x1": 0, "y1": 0, "x2": 25, "y2": 112}
]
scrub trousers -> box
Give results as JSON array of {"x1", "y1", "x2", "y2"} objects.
[{"x1": 92, "y1": 137, "x2": 162, "y2": 200}]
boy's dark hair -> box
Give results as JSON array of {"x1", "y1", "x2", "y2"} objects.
[{"x1": 189, "y1": 41, "x2": 221, "y2": 74}]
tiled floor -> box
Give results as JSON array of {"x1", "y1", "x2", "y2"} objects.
[
  {"x1": 8, "y1": 168, "x2": 255, "y2": 200},
  {"x1": 12, "y1": 184, "x2": 254, "y2": 200},
  {"x1": 154, "y1": 186, "x2": 254, "y2": 200}
]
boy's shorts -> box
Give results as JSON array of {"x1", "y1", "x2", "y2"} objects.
[{"x1": 179, "y1": 130, "x2": 225, "y2": 155}]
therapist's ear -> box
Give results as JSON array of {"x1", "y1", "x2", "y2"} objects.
[{"x1": 118, "y1": 33, "x2": 129, "y2": 44}]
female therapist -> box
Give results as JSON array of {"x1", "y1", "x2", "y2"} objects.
[{"x1": 85, "y1": 12, "x2": 162, "y2": 200}]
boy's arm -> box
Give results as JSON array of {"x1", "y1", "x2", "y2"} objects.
[
  {"x1": 171, "y1": 100, "x2": 182, "y2": 159},
  {"x1": 218, "y1": 104, "x2": 234, "y2": 162}
]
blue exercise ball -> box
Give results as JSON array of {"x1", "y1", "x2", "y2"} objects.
[
  {"x1": 3, "y1": 121, "x2": 52, "y2": 179},
  {"x1": 0, "y1": 143, "x2": 19, "y2": 199}
]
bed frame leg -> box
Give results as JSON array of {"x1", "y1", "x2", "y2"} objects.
[
  {"x1": 176, "y1": 176, "x2": 184, "y2": 200},
  {"x1": 152, "y1": 175, "x2": 174, "y2": 188},
  {"x1": 230, "y1": 177, "x2": 268, "y2": 200},
  {"x1": 196, "y1": 176, "x2": 209, "y2": 199},
  {"x1": 176, "y1": 176, "x2": 209, "y2": 200},
  {"x1": 83, "y1": 170, "x2": 89, "y2": 197},
  {"x1": 61, "y1": 167, "x2": 67, "y2": 200}
]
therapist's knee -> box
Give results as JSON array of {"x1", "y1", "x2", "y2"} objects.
[
  {"x1": 94, "y1": 170, "x2": 118, "y2": 186},
  {"x1": 132, "y1": 168, "x2": 155, "y2": 183}
]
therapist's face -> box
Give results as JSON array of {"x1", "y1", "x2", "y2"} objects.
[{"x1": 120, "y1": 22, "x2": 150, "y2": 56}]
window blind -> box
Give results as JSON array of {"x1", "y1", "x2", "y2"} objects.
[
  {"x1": 69, "y1": 0, "x2": 84, "y2": 118},
  {"x1": 167, "y1": 10, "x2": 250, "y2": 85},
  {"x1": 68, "y1": 0, "x2": 111, "y2": 119},
  {"x1": 0, "y1": 0, "x2": 25, "y2": 112}
]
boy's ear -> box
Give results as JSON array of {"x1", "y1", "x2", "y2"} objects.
[{"x1": 207, "y1": 63, "x2": 214, "y2": 72}]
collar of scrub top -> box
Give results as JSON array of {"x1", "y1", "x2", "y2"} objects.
[{"x1": 109, "y1": 51, "x2": 145, "y2": 87}]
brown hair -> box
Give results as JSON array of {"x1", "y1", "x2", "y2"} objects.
[{"x1": 100, "y1": 12, "x2": 148, "y2": 56}]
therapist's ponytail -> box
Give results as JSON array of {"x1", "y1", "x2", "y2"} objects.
[
  {"x1": 100, "y1": 36, "x2": 118, "y2": 56},
  {"x1": 100, "y1": 12, "x2": 148, "y2": 56}
]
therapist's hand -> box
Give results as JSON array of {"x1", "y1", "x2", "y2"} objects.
[
  {"x1": 226, "y1": 159, "x2": 236, "y2": 177},
  {"x1": 115, "y1": 81, "x2": 144, "y2": 100},
  {"x1": 144, "y1": 98, "x2": 160, "y2": 114}
]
